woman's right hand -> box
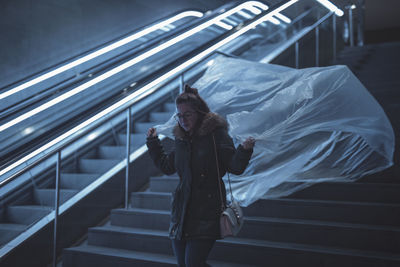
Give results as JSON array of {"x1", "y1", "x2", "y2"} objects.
[
  {"x1": 147, "y1": 127, "x2": 157, "y2": 138},
  {"x1": 242, "y1": 137, "x2": 255, "y2": 150}
]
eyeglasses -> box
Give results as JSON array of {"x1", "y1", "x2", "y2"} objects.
[{"x1": 174, "y1": 111, "x2": 196, "y2": 122}]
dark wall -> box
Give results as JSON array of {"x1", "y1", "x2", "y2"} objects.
[
  {"x1": 0, "y1": 0, "x2": 234, "y2": 89},
  {"x1": 364, "y1": 0, "x2": 400, "y2": 43}
]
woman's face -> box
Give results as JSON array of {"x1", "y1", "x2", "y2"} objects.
[{"x1": 176, "y1": 103, "x2": 199, "y2": 134}]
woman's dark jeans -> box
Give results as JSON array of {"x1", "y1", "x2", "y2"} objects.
[{"x1": 172, "y1": 238, "x2": 216, "y2": 267}]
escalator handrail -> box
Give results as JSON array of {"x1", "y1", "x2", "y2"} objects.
[
  {"x1": 0, "y1": 0, "x2": 278, "y2": 187},
  {"x1": 0, "y1": 10, "x2": 204, "y2": 96},
  {"x1": 1, "y1": 0, "x2": 334, "y2": 189},
  {"x1": 0, "y1": 8, "x2": 221, "y2": 119},
  {"x1": 0, "y1": 1, "x2": 263, "y2": 133},
  {"x1": 260, "y1": 8, "x2": 335, "y2": 63}
]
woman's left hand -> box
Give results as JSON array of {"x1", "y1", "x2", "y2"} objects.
[{"x1": 242, "y1": 137, "x2": 255, "y2": 150}]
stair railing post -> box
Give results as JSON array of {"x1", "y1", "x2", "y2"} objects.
[
  {"x1": 125, "y1": 107, "x2": 131, "y2": 209},
  {"x1": 356, "y1": 0, "x2": 365, "y2": 46},
  {"x1": 179, "y1": 74, "x2": 184, "y2": 94},
  {"x1": 295, "y1": 41, "x2": 299, "y2": 69},
  {"x1": 315, "y1": 26, "x2": 319, "y2": 67},
  {"x1": 348, "y1": 5, "x2": 354, "y2": 47},
  {"x1": 53, "y1": 150, "x2": 61, "y2": 267},
  {"x1": 332, "y1": 14, "x2": 337, "y2": 62}
]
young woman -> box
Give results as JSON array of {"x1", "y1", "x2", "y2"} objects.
[{"x1": 146, "y1": 85, "x2": 255, "y2": 267}]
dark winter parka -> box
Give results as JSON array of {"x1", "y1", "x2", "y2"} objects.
[{"x1": 146, "y1": 112, "x2": 253, "y2": 240}]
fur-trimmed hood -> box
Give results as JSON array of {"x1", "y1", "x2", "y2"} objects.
[{"x1": 173, "y1": 112, "x2": 228, "y2": 139}]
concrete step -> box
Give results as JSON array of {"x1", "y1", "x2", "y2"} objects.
[
  {"x1": 130, "y1": 192, "x2": 172, "y2": 210},
  {"x1": 79, "y1": 159, "x2": 121, "y2": 173},
  {"x1": 60, "y1": 173, "x2": 100, "y2": 190},
  {"x1": 149, "y1": 112, "x2": 173, "y2": 123},
  {"x1": 33, "y1": 188, "x2": 78, "y2": 206},
  {"x1": 244, "y1": 198, "x2": 400, "y2": 227},
  {"x1": 336, "y1": 51, "x2": 369, "y2": 60},
  {"x1": 117, "y1": 133, "x2": 145, "y2": 148},
  {"x1": 356, "y1": 68, "x2": 400, "y2": 77},
  {"x1": 239, "y1": 216, "x2": 400, "y2": 253},
  {"x1": 0, "y1": 223, "x2": 27, "y2": 246},
  {"x1": 358, "y1": 63, "x2": 400, "y2": 71},
  {"x1": 287, "y1": 181, "x2": 400, "y2": 203},
  {"x1": 149, "y1": 176, "x2": 179, "y2": 192},
  {"x1": 86, "y1": 226, "x2": 400, "y2": 266},
  {"x1": 358, "y1": 166, "x2": 400, "y2": 183},
  {"x1": 130, "y1": 191, "x2": 400, "y2": 226},
  {"x1": 355, "y1": 56, "x2": 400, "y2": 65},
  {"x1": 98, "y1": 145, "x2": 126, "y2": 159},
  {"x1": 109, "y1": 208, "x2": 400, "y2": 253},
  {"x1": 339, "y1": 43, "x2": 400, "y2": 55},
  {"x1": 150, "y1": 177, "x2": 400, "y2": 203},
  {"x1": 111, "y1": 208, "x2": 170, "y2": 230},
  {"x1": 87, "y1": 227, "x2": 173, "y2": 255},
  {"x1": 134, "y1": 122, "x2": 157, "y2": 134},
  {"x1": 63, "y1": 244, "x2": 254, "y2": 267},
  {"x1": 6, "y1": 205, "x2": 53, "y2": 225},
  {"x1": 359, "y1": 77, "x2": 400, "y2": 86},
  {"x1": 371, "y1": 84, "x2": 400, "y2": 93}
]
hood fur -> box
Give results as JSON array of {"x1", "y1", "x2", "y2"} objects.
[{"x1": 173, "y1": 112, "x2": 228, "y2": 138}]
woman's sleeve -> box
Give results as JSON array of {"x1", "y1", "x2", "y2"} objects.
[
  {"x1": 146, "y1": 136, "x2": 176, "y2": 175},
  {"x1": 214, "y1": 128, "x2": 253, "y2": 175}
]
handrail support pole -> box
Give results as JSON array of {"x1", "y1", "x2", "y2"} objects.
[
  {"x1": 349, "y1": 7, "x2": 354, "y2": 46},
  {"x1": 333, "y1": 14, "x2": 336, "y2": 62},
  {"x1": 315, "y1": 26, "x2": 320, "y2": 67},
  {"x1": 52, "y1": 151, "x2": 61, "y2": 267},
  {"x1": 295, "y1": 41, "x2": 299, "y2": 69},
  {"x1": 179, "y1": 74, "x2": 184, "y2": 94},
  {"x1": 125, "y1": 107, "x2": 131, "y2": 209}
]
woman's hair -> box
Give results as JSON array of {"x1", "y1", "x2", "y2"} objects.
[{"x1": 176, "y1": 84, "x2": 210, "y2": 114}]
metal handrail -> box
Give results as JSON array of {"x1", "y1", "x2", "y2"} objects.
[
  {"x1": 0, "y1": 0, "x2": 286, "y2": 188},
  {"x1": 0, "y1": 9, "x2": 206, "y2": 94},
  {"x1": 0, "y1": 9, "x2": 206, "y2": 119},
  {"x1": 0, "y1": 1, "x2": 258, "y2": 133},
  {"x1": 0, "y1": 0, "x2": 273, "y2": 179},
  {"x1": 260, "y1": 9, "x2": 336, "y2": 66}
]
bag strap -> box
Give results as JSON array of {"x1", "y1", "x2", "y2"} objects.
[{"x1": 212, "y1": 134, "x2": 234, "y2": 211}]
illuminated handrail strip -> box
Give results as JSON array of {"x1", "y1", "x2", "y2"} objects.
[
  {"x1": 237, "y1": 10, "x2": 253, "y2": 19},
  {"x1": 0, "y1": 1, "x2": 269, "y2": 133},
  {"x1": 316, "y1": 0, "x2": 344, "y2": 16},
  {"x1": 275, "y1": 13, "x2": 291, "y2": 23},
  {"x1": 215, "y1": 21, "x2": 234, "y2": 30},
  {"x1": 0, "y1": 0, "x2": 343, "y2": 181},
  {"x1": 0, "y1": 11, "x2": 204, "y2": 101}
]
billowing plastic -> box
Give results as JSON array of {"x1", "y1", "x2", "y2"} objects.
[{"x1": 155, "y1": 56, "x2": 394, "y2": 207}]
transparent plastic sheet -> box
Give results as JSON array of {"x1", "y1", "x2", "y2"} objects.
[{"x1": 155, "y1": 56, "x2": 394, "y2": 207}]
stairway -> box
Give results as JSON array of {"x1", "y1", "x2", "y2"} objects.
[
  {"x1": 63, "y1": 176, "x2": 400, "y2": 266},
  {"x1": 0, "y1": 100, "x2": 175, "y2": 267},
  {"x1": 62, "y1": 42, "x2": 400, "y2": 267}
]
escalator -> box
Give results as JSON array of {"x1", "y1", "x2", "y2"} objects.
[
  {"x1": 0, "y1": 0, "x2": 347, "y2": 266},
  {"x1": 0, "y1": 3, "x2": 226, "y2": 168}
]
